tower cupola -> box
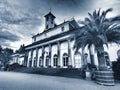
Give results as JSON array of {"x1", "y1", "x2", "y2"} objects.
[{"x1": 44, "y1": 12, "x2": 56, "y2": 30}]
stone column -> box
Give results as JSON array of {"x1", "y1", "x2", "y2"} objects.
[
  {"x1": 36, "y1": 48, "x2": 39, "y2": 67},
  {"x1": 81, "y1": 48, "x2": 86, "y2": 67},
  {"x1": 27, "y1": 50, "x2": 30, "y2": 67},
  {"x1": 68, "y1": 39, "x2": 72, "y2": 67},
  {"x1": 25, "y1": 50, "x2": 28, "y2": 66},
  {"x1": 31, "y1": 49, "x2": 35, "y2": 67},
  {"x1": 37, "y1": 49, "x2": 40, "y2": 67},
  {"x1": 89, "y1": 45, "x2": 95, "y2": 65},
  {"x1": 42, "y1": 46, "x2": 45, "y2": 67},
  {"x1": 30, "y1": 49, "x2": 33, "y2": 67},
  {"x1": 57, "y1": 41, "x2": 60, "y2": 67},
  {"x1": 49, "y1": 44, "x2": 52, "y2": 67},
  {"x1": 84, "y1": 53, "x2": 88, "y2": 66}
]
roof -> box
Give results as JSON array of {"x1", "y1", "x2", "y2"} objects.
[{"x1": 44, "y1": 12, "x2": 56, "y2": 18}]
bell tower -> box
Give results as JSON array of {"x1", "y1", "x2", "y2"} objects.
[{"x1": 44, "y1": 12, "x2": 56, "y2": 30}]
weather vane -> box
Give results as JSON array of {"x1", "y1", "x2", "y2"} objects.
[{"x1": 49, "y1": 8, "x2": 52, "y2": 12}]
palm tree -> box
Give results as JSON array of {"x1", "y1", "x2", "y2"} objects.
[
  {"x1": 89, "y1": 45, "x2": 95, "y2": 66},
  {"x1": 74, "y1": 8, "x2": 120, "y2": 70}
]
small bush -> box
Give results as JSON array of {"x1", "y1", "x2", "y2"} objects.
[
  {"x1": 87, "y1": 63, "x2": 97, "y2": 70},
  {"x1": 7, "y1": 63, "x2": 21, "y2": 71},
  {"x1": 112, "y1": 60, "x2": 120, "y2": 80}
]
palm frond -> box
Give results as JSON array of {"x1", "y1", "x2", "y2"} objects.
[
  {"x1": 97, "y1": 8, "x2": 101, "y2": 16},
  {"x1": 74, "y1": 8, "x2": 119, "y2": 55},
  {"x1": 88, "y1": 12, "x2": 93, "y2": 20},
  {"x1": 107, "y1": 31, "x2": 120, "y2": 44},
  {"x1": 104, "y1": 8, "x2": 113, "y2": 16},
  {"x1": 110, "y1": 15, "x2": 120, "y2": 22}
]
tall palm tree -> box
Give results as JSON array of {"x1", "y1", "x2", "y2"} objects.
[{"x1": 74, "y1": 8, "x2": 120, "y2": 70}]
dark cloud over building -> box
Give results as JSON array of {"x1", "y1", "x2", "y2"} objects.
[{"x1": 0, "y1": 0, "x2": 120, "y2": 50}]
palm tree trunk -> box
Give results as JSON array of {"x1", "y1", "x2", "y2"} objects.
[
  {"x1": 97, "y1": 47, "x2": 107, "y2": 70},
  {"x1": 96, "y1": 47, "x2": 114, "y2": 86},
  {"x1": 89, "y1": 45, "x2": 95, "y2": 65},
  {"x1": 81, "y1": 48, "x2": 87, "y2": 66}
]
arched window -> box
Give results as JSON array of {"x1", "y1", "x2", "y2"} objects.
[
  {"x1": 33, "y1": 57, "x2": 36, "y2": 67},
  {"x1": 53, "y1": 54, "x2": 58, "y2": 66},
  {"x1": 46, "y1": 55, "x2": 49, "y2": 66},
  {"x1": 63, "y1": 53, "x2": 68, "y2": 67},
  {"x1": 39, "y1": 56, "x2": 42, "y2": 66},
  {"x1": 29, "y1": 58, "x2": 32, "y2": 67}
]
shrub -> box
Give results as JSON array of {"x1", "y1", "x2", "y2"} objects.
[
  {"x1": 7, "y1": 63, "x2": 21, "y2": 71},
  {"x1": 87, "y1": 63, "x2": 97, "y2": 70},
  {"x1": 112, "y1": 60, "x2": 120, "y2": 80}
]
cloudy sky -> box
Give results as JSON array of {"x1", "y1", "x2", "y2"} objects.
[{"x1": 0, "y1": 0, "x2": 120, "y2": 50}]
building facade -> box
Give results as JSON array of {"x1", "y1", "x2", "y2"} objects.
[
  {"x1": 25, "y1": 12, "x2": 120, "y2": 69},
  {"x1": 25, "y1": 12, "x2": 85, "y2": 68},
  {"x1": 11, "y1": 53, "x2": 25, "y2": 65}
]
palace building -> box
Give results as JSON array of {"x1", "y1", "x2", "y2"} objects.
[
  {"x1": 25, "y1": 12, "x2": 85, "y2": 68},
  {"x1": 24, "y1": 12, "x2": 120, "y2": 69}
]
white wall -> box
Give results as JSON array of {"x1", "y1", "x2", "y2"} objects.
[
  {"x1": 33, "y1": 23, "x2": 69, "y2": 43},
  {"x1": 37, "y1": 48, "x2": 42, "y2": 67},
  {"x1": 70, "y1": 40, "x2": 83, "y2": 68},
  {"x1": 70, "y1": 40, "x2": 75, "y2": 67},
  {"x1": 27, "y1": 51, "x2": 31, "y2": 67},
  {"x1": 104, "y1": 44, "x2": 120, "y2": 61},
  {"x1": 44, "y1": 46, "x2": 49, "y2": 67},
  {"x1": 51, "y1": 44, "x2": 57, "y2": 67},
  {"x1": 11, "y1": 56, "x2": 19, "y2": 64},
  {"x1": 19, "y1": 57, "x2": 24, "y2": 65},
  {"x1": 60, "y1": 41, "x2": 68, "y2": 67},
  {"x1": 32, "y1": 49, "x2": 36, "y2": 67}
]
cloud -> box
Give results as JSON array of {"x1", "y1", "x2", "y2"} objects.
[
  {"x1": 0, "y1": 0, "x2": 120, "y2": 50},
  {"x1": 0, "y1": 30, "x2": 20, "y2": 49},
  {"x1": 0, "y1": 30, "x2": 20, "y2": 42},
  {"x1": 0, "y1": 0, "x2": 43, "y2": 50},
  {"x1": 28, "y1": 0, "x2": 95, "y2": 21},
  {"x1": 92, "y1": 0, "x2": 120, "y2": 17},
  {"x1": 0, "y1": 0, "x2": 42, "y2": 25}
]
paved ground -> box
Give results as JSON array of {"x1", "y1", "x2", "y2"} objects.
[{"x1": 0, "y1": 71, "x2": 120, "y2": 90}]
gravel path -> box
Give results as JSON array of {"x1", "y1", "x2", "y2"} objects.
[{"x1": 0, "y1": 71, "x2": 119, "y2": 90}]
